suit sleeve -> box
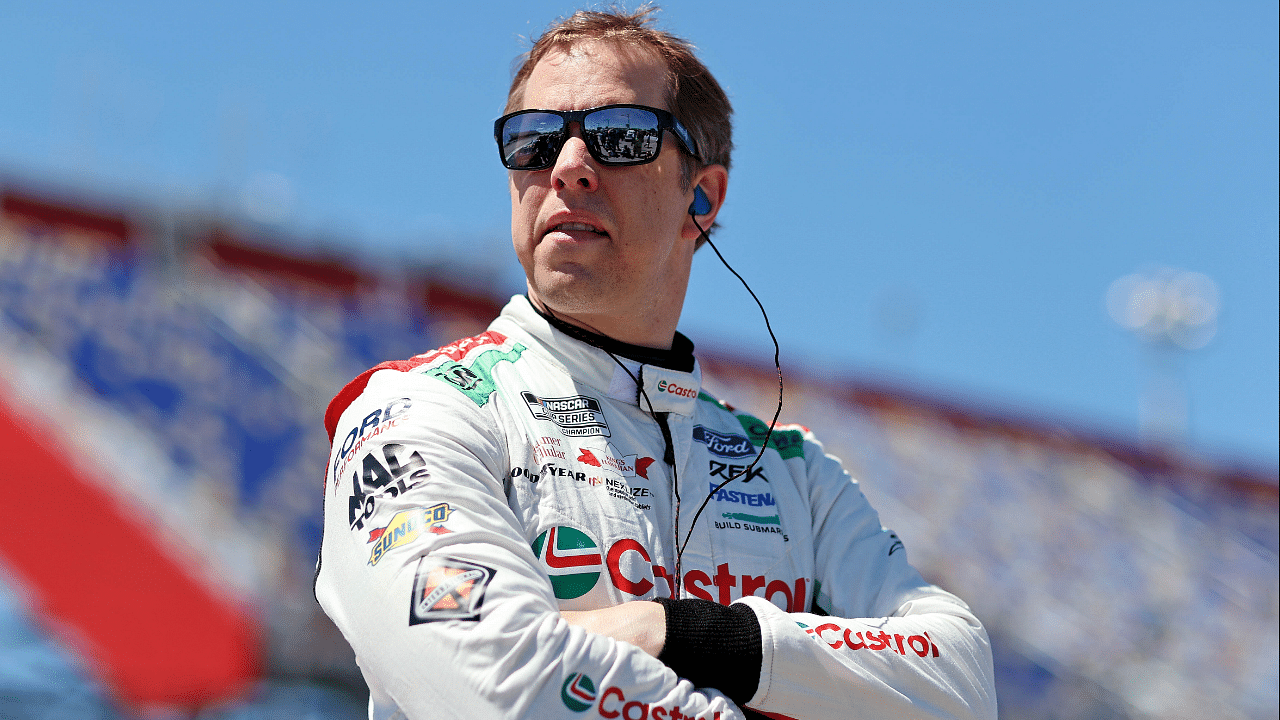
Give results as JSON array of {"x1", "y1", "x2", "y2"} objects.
[
  {"x1": 738, "y1": 432, "x2": 998, "y2": 720},
  {"x1": 315, "y1": 368, "x2": 744, "y2": 720}
]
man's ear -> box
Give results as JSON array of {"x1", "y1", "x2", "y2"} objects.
[{"x1": 682, "y1": 164, "x2": 728, "y2": 241}]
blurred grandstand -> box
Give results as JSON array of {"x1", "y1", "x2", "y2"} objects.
[{"x1": 0, "y1": 179, "x2": 1275, "y2": 720}]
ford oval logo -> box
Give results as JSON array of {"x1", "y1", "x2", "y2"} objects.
[{"x1": 692, "y1": 425, "x2": 755, "y2": 458}]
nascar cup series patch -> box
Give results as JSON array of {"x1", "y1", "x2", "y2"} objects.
[
  {"x1": 531, "y1": 526, "x2": 601, "y2": 600},
  {"x1": 408, "y1": 556, "x2": 496, "y2": 625},
  {"x1": 521, "y1": 392, "x2": 610, "y2": 437}
]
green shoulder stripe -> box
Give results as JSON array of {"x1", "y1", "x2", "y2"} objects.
[
  {"x1": 424, "y1": 344, "x2": 525, "y2": 407},
  {"x1": 733, "y1": 412, "x2": 805, "y2": 460},
  {"x1": 697, "y1": 390, "x2": 730, "y2": 409}
]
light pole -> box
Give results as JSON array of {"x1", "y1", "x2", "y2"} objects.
[{"x1": 1106, "y1": 267, "x2": 1220, "y2": 448}]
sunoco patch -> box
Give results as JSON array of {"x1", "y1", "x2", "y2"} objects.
[{"x1": 408, "y1": 556, "x2": 496, "y2": 624}]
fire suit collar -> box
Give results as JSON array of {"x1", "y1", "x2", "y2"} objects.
[
  {"x1": 633, "y1": 364, "x2": 701, "y2": 416},
  {"x1": 494, "y1": 296, "x2": 703, "y2": 416},
  {"x1": 529, "y1": 299, "x2": 696, "y2": 373}
]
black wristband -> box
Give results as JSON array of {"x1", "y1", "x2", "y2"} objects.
[{"x1": 653, "y1": 597, "x2": 763, "y2": 706}]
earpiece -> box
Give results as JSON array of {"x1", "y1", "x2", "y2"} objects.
[{"x1": 689, "y1": 185, "x2": 712, "y2": 216}]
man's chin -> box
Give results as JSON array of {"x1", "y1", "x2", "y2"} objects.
[{"x1": 530, "y1": 277, "x2": 613, "y2": 319}]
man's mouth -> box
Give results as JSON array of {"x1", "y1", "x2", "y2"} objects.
[{"x1": 547, "y1": 222, "x2": 608, "y2": 238}]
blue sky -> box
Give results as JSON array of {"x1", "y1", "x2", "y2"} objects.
[{"x1": 2, "y1": 1, "x2": 1276, "y2": 466}]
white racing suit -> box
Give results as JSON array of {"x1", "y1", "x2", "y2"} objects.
[{"x1": 316, "y1": 296, "x2": 997, "y2": 720}]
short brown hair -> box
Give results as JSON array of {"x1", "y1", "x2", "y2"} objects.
[{"x1": 505, "y1": 5, "x2": 733, "y2": 189}]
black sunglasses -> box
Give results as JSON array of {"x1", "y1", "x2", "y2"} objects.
[{"x1": 494, "y1": 104, "x2": 700, "y2": 171}]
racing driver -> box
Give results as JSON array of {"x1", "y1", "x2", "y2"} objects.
[{"x1": 315, "y1": 7, "x2": 997, "y2": 720}]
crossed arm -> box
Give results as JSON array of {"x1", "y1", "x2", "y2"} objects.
[{"x1": 562, "y1": 603, "x2": 666, "y2": 657}]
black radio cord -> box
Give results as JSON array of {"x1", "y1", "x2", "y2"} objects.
[{"x1": 678, "y1": 217, "x2": 785, "y2": 564}]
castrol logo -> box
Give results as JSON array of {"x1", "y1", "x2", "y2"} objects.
[{"x1": 655, "y1": 379, "x2": 696, "y2": 398}]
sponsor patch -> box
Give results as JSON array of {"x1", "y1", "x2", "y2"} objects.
[
  {"x1": 509, "y1": 464, "x2": 652, "y2": 511},
  {"x1": 575, "y1": 443, "x2": 655, "y2": 480},
  {"x1": 522, "y1": 392, "x2": 610, "y2": 437},
  {"x1": 715, "y1": 513, "x2": 783, "y2": 534},
  {"x1": 721, "y1": 512, "x2": 779, "y2": 525},
  {"x1": 408, "y1": 556, "x2": 495, "y2": 624},
  {"x1": 594, "y1": 683, "x2": 718, "y2": 719},
  {"x1": 426, "y1": 343, "x2": 525, "y2": 407},
  {"x1": 798, "y1": 621, "x2": 941, "y2": 659},
  {"x1": 708, "y1": 483, "x2": 775, "y2": 507},
  {"x1": 560, "y1": 673, "x2": 597, "y2": 713},
  {"x1": 348, "y1": 443, "x2": 430, "y2": 531},
  {"x1": 532, "y1": 436, "x2": 566, "y2": 462},
  {"x1": 531, "y1": 526, "x2": 602, "y2": 599},
  {"x1": 332, "y1": 398, "x2": 412, "y2": 492},
  {"x1": 509, "y1": 462, "x2": 598, "y2": 486},
  {"x1": 367, "y1": 503, "x2": 454, "y2": 565},
  {"x1": 599, "y1": 476, "x2": 652, "y2": 510},
  {"x1": 692, "y1": 425, "x2": 756, "y2": 459},
  {"x1": 655, "y1": 378, "x2": 697, "y2": 398},
  {"x1": 708, "y1": 460, "x2": 768, "y2": 483},
  {"x1": 683, "y1": 564, "x2": 808, "y2": 611}
]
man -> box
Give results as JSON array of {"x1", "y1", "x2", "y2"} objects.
[{"x1": 316, "y1": 8, "x2": 996, "y2": 720}]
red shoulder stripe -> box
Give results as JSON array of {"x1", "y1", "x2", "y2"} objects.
[
  {"x1": 323, "y1": 331, "x2": 510, "y2": 443},
  {"x1": 324, "y1": 359, "x2": 430, "y2": 443}
]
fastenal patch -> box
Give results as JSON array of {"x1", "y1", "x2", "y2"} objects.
[
  {"x1": 367, "y1": 503, "x2": 454, "y2": 565},
  {"x1": 408, "y1": 556, "x2": 495, "y2": 624},
  {"x1": 522, "y1": 392, "x2": 610, "y2": 437},
  {"x1": 561, "y1": 673, "x2": 598, "y2": 712},
  {"x1": 708, "y1": 483, "x2": 776, "y2": 507}
]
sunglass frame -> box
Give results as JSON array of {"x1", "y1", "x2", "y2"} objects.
[{"x1": 494, "y1": 104, "x2": 700, "y2": 170}]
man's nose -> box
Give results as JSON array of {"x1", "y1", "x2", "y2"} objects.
[{"x1": 551, "y1": 124, "x2": 599, "y2": 191}]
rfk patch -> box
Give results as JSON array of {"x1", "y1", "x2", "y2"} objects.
[{"x1": 409, "y1": 556, "x2": 496, "y2": 624}]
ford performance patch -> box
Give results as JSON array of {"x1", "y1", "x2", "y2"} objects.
[
  {"x1": 522, "y1": 392, "x2": 610, "y2": 437},
  {"x1": 693, "y1": 425, "x2": 755, "y2": 458}
]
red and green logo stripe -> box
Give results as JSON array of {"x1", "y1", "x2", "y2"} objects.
[
  {"x1": 560, "y1": 672, "x2": 597, "y2": 712},
  {"x1": 531, "y1": 526, "x2": 601, "y2": 599}
]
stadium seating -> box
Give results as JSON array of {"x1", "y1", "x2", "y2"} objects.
[{"x1": 1, "y1": 188, "x2": 1275, "y2": 719}]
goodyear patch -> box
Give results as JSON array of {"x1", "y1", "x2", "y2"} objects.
[{"x1": 367, "y1": 503, "x2": 454, "y2": 565}]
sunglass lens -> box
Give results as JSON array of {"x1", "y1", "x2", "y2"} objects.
[
  {"x1": 585, "y1": 108, "x2": 661, "y2": 164},
  {"x1": 501, "y1": 112, "x2": 565, "y2": 169}
]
